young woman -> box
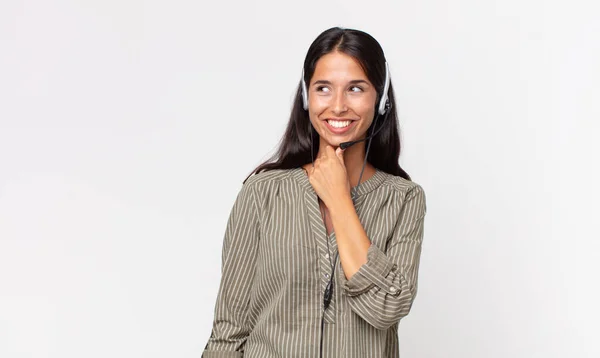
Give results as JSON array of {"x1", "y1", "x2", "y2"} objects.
[{"x1": 202, "y1": 27, "x2": 427, "y2": 358}]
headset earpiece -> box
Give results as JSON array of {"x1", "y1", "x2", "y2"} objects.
[
  {"x1": 377, "y1": 61, "x2": 391, "y2": 115},
  {"x1": 301, "y1": 68, "x2": 308, "y2": 110}
]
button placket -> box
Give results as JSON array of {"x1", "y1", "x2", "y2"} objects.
[{"x1": 320, "y1": 248, "x2": 333, "y2": 291}]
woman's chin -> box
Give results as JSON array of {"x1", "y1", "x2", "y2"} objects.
[
  {"x1": 319, "y1": 131, "x2": 363, "y2": 149},
  {"x1": 323, "y1": 137, "x2": 347, "y2": 148}
]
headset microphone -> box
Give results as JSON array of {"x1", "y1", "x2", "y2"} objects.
[{"x1": 339, "y1": 101, "x2": 391, "y2": 150}]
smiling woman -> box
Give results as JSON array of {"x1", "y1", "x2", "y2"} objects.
[
  {"x1": 308, "y1": 51, "x2": 378, "y2": 140},
  {"x1": 202, "y1": 27, "x2": 427, "y2": 358}
]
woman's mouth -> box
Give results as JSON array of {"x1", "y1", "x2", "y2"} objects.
[{"x1": 324, "y1": 119, "x2": 357, "y2": 134}]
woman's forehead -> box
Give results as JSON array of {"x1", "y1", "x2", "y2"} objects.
[{"x1": 311, "y1": 52, "x2": 369, "y2": 83}]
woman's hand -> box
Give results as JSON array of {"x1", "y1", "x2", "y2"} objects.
[{"x1": 307, "y1": 145, "x2": 352, "y2": 208}]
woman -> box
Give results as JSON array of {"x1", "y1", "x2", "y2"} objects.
[{"x1": 202, "y1": 27, "x2": 427, "y2": 358}]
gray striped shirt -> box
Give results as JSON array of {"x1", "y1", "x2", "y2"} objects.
[{"x1": 202, "y1": 167, "x2": 427, "y2": 357}]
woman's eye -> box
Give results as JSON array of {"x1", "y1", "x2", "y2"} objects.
[
  {"x1": 316, "y1": 86, "x2": 330, "y2": 93},
  {"x1": 350, "y1": 86, "x2": 363, "y2": 92}
]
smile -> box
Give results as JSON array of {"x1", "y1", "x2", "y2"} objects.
[{"x1": 324, "y1": 119, "x2": 357, "y2": 134}]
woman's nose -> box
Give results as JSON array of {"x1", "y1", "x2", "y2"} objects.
[{"x1": 331, "y1": 91, "x2": 348, "y2": 114}]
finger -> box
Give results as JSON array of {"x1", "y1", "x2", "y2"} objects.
[
  {"x1": 336, "y1": 147, "x2": 345, "y2": 166},
  {"x1": 325, "y1": 145, "x2": 335, "y2": 157}
]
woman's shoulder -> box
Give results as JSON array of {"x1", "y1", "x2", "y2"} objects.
[
  {"x1": 239, "y1": 168, "x2": 299, "y2": 208},
  {"x1": 377, "y1": 173, "x2": 426, "y2": 215},
  {"x1": 380, "y1": 171, "x2": 426, "y2": 197},
  {"x1": 243, "y1": 167, "x2": 296, "y2": 188}
]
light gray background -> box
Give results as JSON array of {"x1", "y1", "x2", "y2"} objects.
[{"x1": 1, "y1": 0, "x2": 598, "y2": 357}]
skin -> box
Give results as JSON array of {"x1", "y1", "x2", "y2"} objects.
[{"x1": 301, "y1": 51, "x2": 380, "y2": 281}]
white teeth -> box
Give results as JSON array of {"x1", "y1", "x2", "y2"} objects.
[{"x1": 327, "y1": 120, "x2": 351, "y2": 128}]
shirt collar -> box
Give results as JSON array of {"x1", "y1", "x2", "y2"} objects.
[{"x1": 290, "y1": 166, "x2": 388, "y2": 198}]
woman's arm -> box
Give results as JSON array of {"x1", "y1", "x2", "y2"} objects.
[
  {"x1": 202, "y1": 182, "x2": 260, "y2": 357},
  {"x1": 332, "y1": 184, "x2": 427, "y2": 330}
]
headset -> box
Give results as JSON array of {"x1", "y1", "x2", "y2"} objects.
[{"x1": 301, "y1": 60, "x2": 393, "y2": 358}]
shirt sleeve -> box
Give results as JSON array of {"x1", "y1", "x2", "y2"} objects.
[
  {"x1": 337, "y1": 183, "x2": 427, "y2": 330},
  {"x1": 202, "y1": 181, "x2": 260, "y2": 358}
]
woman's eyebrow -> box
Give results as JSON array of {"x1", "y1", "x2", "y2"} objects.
[{"x1": 312, "y1": 79, "x2": 370, "y2": 86}]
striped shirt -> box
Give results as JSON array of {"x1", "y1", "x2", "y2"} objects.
[{"x1": 202, "y1": 166, "x2": 427, "y2": 357}]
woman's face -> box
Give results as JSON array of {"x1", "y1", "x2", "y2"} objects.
[{"x1": 307, "y1": 51, "x2": 378, "y2": 149}]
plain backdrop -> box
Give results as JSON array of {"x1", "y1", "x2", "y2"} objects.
[{"x1": 1, "y1": 0, "x2": 599, "y2": 357}]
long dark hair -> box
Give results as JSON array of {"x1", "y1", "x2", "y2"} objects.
[{"x1": 243, "y1": 27, "x2": 411, "y2": 184}]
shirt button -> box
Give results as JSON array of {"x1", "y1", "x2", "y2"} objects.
[
  {"x1": 389, "y1": 286, "x2": 397, "y2": 293},
  {"x1": 325, "y1": 253, "x2": 329, "y2": 259},
  {"x1": 325, "y1": 273, "x2": 329, "y2": 278}
]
